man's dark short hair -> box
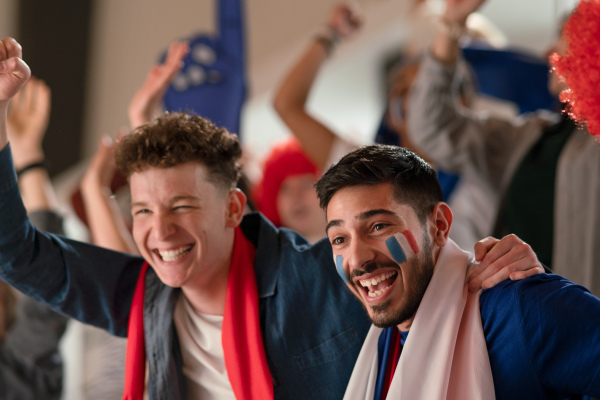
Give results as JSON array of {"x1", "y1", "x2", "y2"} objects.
[
  {"x1": 116, "y1": 112, "x2": 242, "y2": 191},
  {"x1": 315, "y1": 145, "x2": 443, "y2": 223}
]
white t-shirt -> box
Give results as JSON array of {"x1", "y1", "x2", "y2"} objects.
[{"x1": 173, "y1": 295, "x2": 236, "y2": 400}]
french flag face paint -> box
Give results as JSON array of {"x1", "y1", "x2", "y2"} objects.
[
  {"x1": 385, "y1": 230, "x2": 419, "y2": 265},
  {"x1": 336, "y1": 255, "x2": 350, "y2": 284}
]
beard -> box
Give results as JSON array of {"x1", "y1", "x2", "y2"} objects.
[{"x1": 357, "y1": 234, "x2": 435, "y2": 328}]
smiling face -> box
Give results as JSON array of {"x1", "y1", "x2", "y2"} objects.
[
  {"x1": 326, "y1": 183, "x2": 436, "y2": 329},
  {"x1": 130, "y1": 162, "x2": 241, "y2": 291}
]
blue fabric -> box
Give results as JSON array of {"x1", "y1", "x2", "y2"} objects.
[
  {"x1": 462, "y1": 45, "x2": 558, "y2": 113},
  {"x1": 0, "y1": 144, "x2": 370, "y2": 399},
  {"x1": 374, "y1": 328, "x2": 409, "y2": 400},
  {"x1": 480, "y1": 274, "x2": 600, "y2": 400},
  {"x1": 374, "y1": 327, "x2": 395, "y2": 400},
  {"x1": 368, "y1": 274, "x2": 600, "y2": 400},
  {"x1": 162, "y1": 0, "x2": 247, "y2": 137}
]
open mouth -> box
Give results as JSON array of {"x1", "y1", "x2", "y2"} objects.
[
  {"x1": 358, "y1": 271, "x2": 398, "y2": 298},
  {"x1": 157, "y1": 244, "x2": 193, "y2": 262}
]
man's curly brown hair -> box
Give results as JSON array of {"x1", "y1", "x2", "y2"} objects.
[{"x1": 116, "y1": 112, "x2": 242, "y2": 190}]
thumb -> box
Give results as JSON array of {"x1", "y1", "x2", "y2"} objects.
[{"x1": 0, "y1": 56, "x2": 30, "y2": 79}]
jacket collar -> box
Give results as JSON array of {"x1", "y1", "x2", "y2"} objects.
[{"x1": 240, "y1": 212, "x2": 282, "y2": 299}]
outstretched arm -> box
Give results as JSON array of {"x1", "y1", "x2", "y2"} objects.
[
  {"x1": 128, "y1": 41, "x2": 189, "y2": 129},
  {"x1": 273, "y1": 3, "x2": 362, "y2": 170}
]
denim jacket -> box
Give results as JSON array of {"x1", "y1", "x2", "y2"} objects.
[{"x1": 0, "y1": 144, "x2": 370, "y2": 399}]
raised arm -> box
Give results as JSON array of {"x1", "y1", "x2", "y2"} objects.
[
  {"x1": 0, "y1": 38, "x2": 143, "y2": 336},
  {"x1": 128, "y1": 41, "x2": 188, "y2": 129},
  {"x1": 0, "y1": 37, "x2": 31, "y2": 150},
  {"x1": 273, "y1": 3, "x2": 362, "y2": 170},
  {"x1": 432, "y1": 0, "x2": 485, "y2": 64},
  {"x1": 80, "y1": 133, "x2": 139, "y2": 254},
  {"x1": 6, "y1": 77, "x2": 58, "y2": 213}
]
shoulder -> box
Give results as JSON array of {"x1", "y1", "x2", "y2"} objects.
[
  {"x1": 480, "y1": 273, "x2": 600, "y2": 358},
  {"x1": 241, "y1": 212, "x2": 332, "y2": 261},
  {"x1": 482, "y1": 273, "x2": 591, "y2": 302},
  {"x1": 481, "y1": 273, "x2": 595, "y2": 317}
]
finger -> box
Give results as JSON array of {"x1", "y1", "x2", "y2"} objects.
[
  {"x1": 508, "y1": 266, "x2": 544, "y2": 281},
  {"x1": 468, "y1": 235, "x2": 526, "y2": 290},
  {"x1": 161, "y1": 42, "x2": 188, "y2": 80},
  {"x1": 2, "y1": 37, "x2": 22, "y2": 61},
  {"x1": 0, "y1": 39, "x2": 7, "y2": 62},
  {"x1": 470, "y1": 240, "x2": 536, "y2": 291},
  {"x1": 0, "y1": 56, "x2": 31, "y2": 81},
  {"x1": 480, "y1": 256, "x2": 542, "y2": 290},
  {"x1": 165, "y1": 41, "x2": 189, "y2": 68},
  {"x1": 468, "y1": 236, "x2": 500, "y2": 282},
  {"x1": 473, "y1": 236, "x2": 500, "y2": 262}
]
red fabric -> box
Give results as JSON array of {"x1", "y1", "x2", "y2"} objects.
[
  {"x1": 123, "y1": 261, "x2": 149, "y2": 400},
  {"x1": 122, "y1": 227, "x2": 273, "y2": 399},
  {"x1": 253, "y1": 137, "x2": 318, "y2": 226},
  {"x1": 222, "y1": 226, "x2": 274, "y2": 399},
  {"x1": 381, "y1": 329, "x2": 402, "y2": 400},
  {"x1": 551, "y1": 0, "x2": 600, "y2": 137}
]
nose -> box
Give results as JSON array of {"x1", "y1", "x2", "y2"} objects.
[
  {"x1": 152, "y1": 213, "x2": 176, "y2": 241},
  {"x1": 346, "y1": 238, "x2": 376, "y2": 274}
]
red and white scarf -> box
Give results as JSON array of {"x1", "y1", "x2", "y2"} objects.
[
  {"x1": 344, "y1": 239, "x2": 495, "y2": 400},
  {"x1": 122, "y1": 227, "x2": 274, "y2": 400}
]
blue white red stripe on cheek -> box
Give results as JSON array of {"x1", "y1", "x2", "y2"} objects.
[{"x1": 385, "y1": 230, "x2": 419, "y2": 265}]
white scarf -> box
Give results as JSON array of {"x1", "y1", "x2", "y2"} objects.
[{"x1": 344, "y1": 239, "x2": 495, "y2": 400}]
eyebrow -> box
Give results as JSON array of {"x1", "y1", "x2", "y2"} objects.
[
  {"x1": 325, "y1": 209, "x2": 397, "y2": 235},
  {"x1": 130, "y1": 196, "x2": 201, "y2": 209}
]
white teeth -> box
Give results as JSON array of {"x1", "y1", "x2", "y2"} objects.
[
  {"x1": 159, "y1": 245, "x2": 192, "y2": 261},
  {"x1": 368, "y1": 284, "x2": 393, "y2": 297},
  {"x1": 360, "y1": 272, "x2": 397, "y2": 287}
]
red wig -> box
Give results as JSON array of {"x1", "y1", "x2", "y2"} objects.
[
  {"x1": 551, "y1": 0, "x2": 600, "y2": 137},
  {"x1": 253, "y1": 137, "x2": 319, "y2": 227}
]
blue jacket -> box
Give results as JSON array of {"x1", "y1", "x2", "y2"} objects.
[{"x1": 0, "y1": 144, "x2": 370, "y2": 399}]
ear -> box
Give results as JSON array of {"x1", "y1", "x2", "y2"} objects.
[
  {"x1": 430, "y1": 202, "x2": 452, "y2": 247},
  {"x1": 225, "y1": 188, "x2": 247, "y2": 228}
]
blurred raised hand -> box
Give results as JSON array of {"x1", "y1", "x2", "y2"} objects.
[
  {"x1": 128, "y1": 41, "x2": 189, "y2": 129},
  {"x1": 328, "y1": 2, "x2": 363, "y2": 38},
  {"x1": 80, "y1": 130, "x2": 139, "y2": 254},
  {"x1": 6, "y1": 77, "x2": 50, "y2": 169}
]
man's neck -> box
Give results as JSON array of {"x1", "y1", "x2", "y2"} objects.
[
  {"x1": 181, "y1": 236, "x2": 235, "y2": 315},
  {"x1": 181, "y1": 273, "x2": 229, "y2": 315}
]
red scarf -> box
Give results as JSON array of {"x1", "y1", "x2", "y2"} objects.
[{"x1": 122, "y1": 227, "x2": 274, "y2": 399}]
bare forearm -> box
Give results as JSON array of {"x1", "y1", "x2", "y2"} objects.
[
  {"x1": 81, "y1": 183, "x2": 138, "y2": 254},
  {"x1": 18, "y1": 168, "x2": 58, "y2": 211},
  {"x1": 431, "y1": 21, "x2": 463, "y2": 65},
  {"x1": 273, "y1": 40, "x2": 336, "y2": 169}
]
